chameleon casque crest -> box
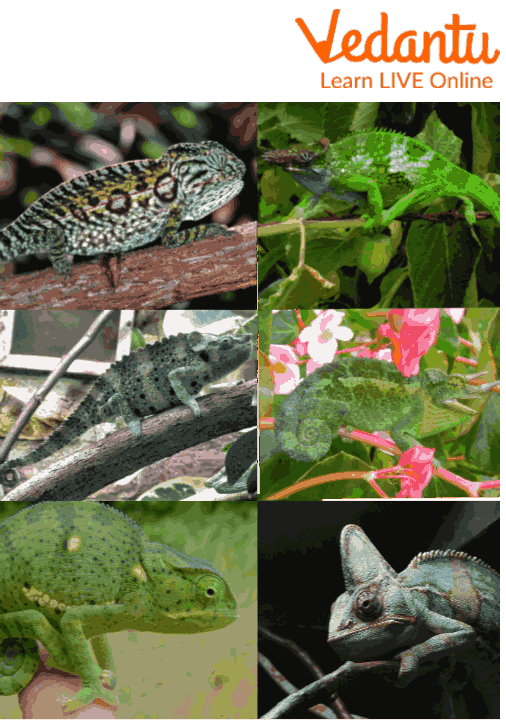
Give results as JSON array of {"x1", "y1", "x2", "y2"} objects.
[
  {"x1": 328, "y1": 524, "x2": 499, "y2": 718},
  {"x1": 0, "y1": 140, "x2": 245, "y2": 278},
  {"x1": 0, "y1": 502, "x2": 237, "y2": 711}
]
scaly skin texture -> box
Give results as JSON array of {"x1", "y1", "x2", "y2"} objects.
[
  {"x1": 0, "y1": 330, "x2": 252, "y2": 489},
  {"x1": 274, "y1": 356, "x2": 499, "y2": 462},
  {"x1": 262, "y1": 140, "x2": 363, "y2": 208},
  {"x1": 328, "y1": 525, "x2": 499, "y2": 718},
  {"x1": 0, "y1": 502, "x2": 238, "y2": 711},
  {"x1": 264, "y1": 130, "x2": 500, "y2": 228},
  {"x1": 0, "y1": 141, "x2": 245, "y2": 278}
]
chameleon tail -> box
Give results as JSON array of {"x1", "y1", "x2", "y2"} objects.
[
  {"x1": 0, "y1": 392, "x2": 106, "y2": 489},
  {"x1": 0, "y1": 638, "x2": 39, "y2": 695},
  {"x1": 463, "y1": 175, "x2": 500, "y2": 224},
  {"x1": 275, "y1": 392, "x2": 334, "y2": 462}
]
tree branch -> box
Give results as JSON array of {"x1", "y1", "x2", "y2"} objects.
[
  {"x1": 0, "y1": 222, "x2": 257, "y2": 309},
  {"x1": 262, "y1": 660, "x2": 399, "y2": 718},
  {"x1": 3, "y1": 380, "x2": 256, "y2": 500}
]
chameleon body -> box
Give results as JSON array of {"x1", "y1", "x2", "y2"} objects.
[
  {"x1": 263, "y1": 130, "x2": 500, "y2": 228},
  {"x1": 274, "y1": 356, "x2": 499, "y2": 462},
  {"x1": 0, "y1": 141, "x2": 245, "y2": 278},
  {"x1": 328, "y1": 524, "x2": 499, "y2": 717},
  {"x1": 0, "y1": 501, "x2": 237, "y2": 711},
  {"x1": 0, "y1": 330, "x2": 252, "y2": 489}
]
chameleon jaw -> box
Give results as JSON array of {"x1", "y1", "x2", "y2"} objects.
[
  {"x1": 330, "y1": 614, "x2": 417, "y2": 638},
  {"x1": 328, "y1": 614, "x2": 417, "y2": 658},
  {"x1": 442, "y1": 377, "x2": 500, "y2": 411}
]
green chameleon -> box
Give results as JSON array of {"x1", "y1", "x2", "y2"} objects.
[
  {"x1": 263, "y1": 129, "x2": 500, "y2": 228},
  {"x1": 274, "y1": 356, "x2": 499, "y2": 463},
  {"x1": 0, "y1": 502, "x2": 237, "y2": 711}
]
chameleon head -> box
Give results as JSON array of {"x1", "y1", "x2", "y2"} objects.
[
  {"x1": 139, "y1": 542, "x2": 238, "y2": 634},
  {"x1": 174, "y1": 141, "x2": 246, "y2": 221},
  {"x1": 187, "y1": 331, "x2": 253, "y2": 378},
  {"x1": 421, "y1": 368, "x2": 499, "y2": 414},
  {"x1": 328, "y1": 525, "x2": 417, "y2": 659}
]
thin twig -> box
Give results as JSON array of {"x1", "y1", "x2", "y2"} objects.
[{"x1": 0, "y1": 310, "x2": 115, "y2": 464}]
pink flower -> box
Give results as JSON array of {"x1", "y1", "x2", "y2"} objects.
[{"x1": 269, "y1": 345, "x2": 300, "y2": 394}]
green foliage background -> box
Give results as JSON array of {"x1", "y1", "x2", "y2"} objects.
[
  {"x1": 258, "y1": 102, "x2": 499, "y2": 310},
  {"x1": 259, "y1": 309, "x2": 500, "y2": 500}
]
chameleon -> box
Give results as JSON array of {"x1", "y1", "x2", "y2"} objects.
[
  {"x1": 0, "y1": 330, "x2": 253, "y2": 490},
  {"x1": 262, "y1": 139, "x2": 364, "y2": 209},
  {"x1": 262, "y1": 130, "x2": 500, "y2": 228},
  {"x1": 0, "y1": 501, "x2": 238, "y2": 711},
  {"x1": 0, "y1": 140, "x2": 245, "y2": 279},
  {"x1": 274, "y1": 355, "x2": 499, "y2": 463},
  {"x1": 328, "y1": 524, "x2": 499, "y2": 718}
]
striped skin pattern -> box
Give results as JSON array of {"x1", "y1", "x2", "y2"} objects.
[
  {"x1": 0, "y1": 141, "x2": 245, "y2": 278},
  {"x1": 0, "y1": 330, "x2": 252, "y2": 489},
  {"x1": 0, "y1": 502, "x2": 238, "y2": 711}
]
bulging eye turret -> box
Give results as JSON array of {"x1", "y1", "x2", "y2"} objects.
[{"x1": 354, "y1": 590, "x2": 382, "y2": 620}]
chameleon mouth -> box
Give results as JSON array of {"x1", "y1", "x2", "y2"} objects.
[
  {"x1": 163, "y1": 608, "x2": 238, "y2": 632},
  {"x1": 329, "y1": 614, "x2": 417, "y2": 640},
  {"x1": 164, "y1": 609, "x2": 238, "y2": 622}
]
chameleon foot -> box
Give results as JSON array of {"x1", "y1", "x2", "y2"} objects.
[{"x1": 63, "y1": 685, "x2": 119, "y2": 713}]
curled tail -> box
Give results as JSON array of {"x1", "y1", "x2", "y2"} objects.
[
  {"x1": 275, "y1": 392, "x2": 333, "y2": 462},
  {"x1": 0, "y1": 638, "x2": 39, "y2": 695},
  {"x1": 0, "y1": 392, "x2": 106, "y2": 489}
]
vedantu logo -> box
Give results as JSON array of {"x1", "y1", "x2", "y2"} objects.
[{"x1": 296, "y1": 10, "x2": 500, "y2": 64}]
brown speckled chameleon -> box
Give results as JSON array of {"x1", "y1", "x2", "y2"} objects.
[
  {"x1": 0, "y1": 141, "x2": 245, "y2": 278},
  {"x1": 0, "y1": 330, "x2": 253, "y2": 491}
]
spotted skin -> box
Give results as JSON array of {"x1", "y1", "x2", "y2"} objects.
[
  {"x1": 0, "y1": 141, "x2": 245, "y2": 278},
  {"x1": 0, "y1": 330, "x2": 253, "y2": 489},
  {"x1": 0, "y1": 502, "x2": 238, "y2": 711}
]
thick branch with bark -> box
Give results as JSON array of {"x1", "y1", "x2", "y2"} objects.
[
  {"x1": 0, "y1": 222, "x2": 257, "y2": 309},
  {"x1": 3, "y1": 380, "x2": 257, "y2": 500}
]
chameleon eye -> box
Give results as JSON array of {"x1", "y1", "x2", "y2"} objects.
[
  {"x1": 195, "y1": 575, "x2": 225, "y2": 606},
  {"x1": 354, "y1": 590, "x2": 382, "y2": 620}
]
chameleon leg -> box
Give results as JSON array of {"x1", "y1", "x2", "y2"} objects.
[
  {"x1": 378, "y1": 183, "x2": 479, "y2": 228},
  {"x1": 59, "y1": 606, "x2": 123, "y2": 711},
  {"x1": 45, "y1": 226, "x2": 74, "y2": 278},
  {"x1": 90, "y1": 636, "x2": 117, "y2": 691},
  {"x1": 464, "y1": 175, "x2": 500, "y2": 224},
  {"x1": 333, "y1": 174, "x2": 385, "y2": 227},
  {"x1": 389, "y1": 425, "x2": 419, "y2": 454},
  {"x1": 162, "y1": 212, "x2": 237, "y2": 248},
  {"x1": 92, "y1": 389, "x2": 142, "y2": 437},
  {"x1": 167, "y1": 363, "x2": 209, "y2": 417}
]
